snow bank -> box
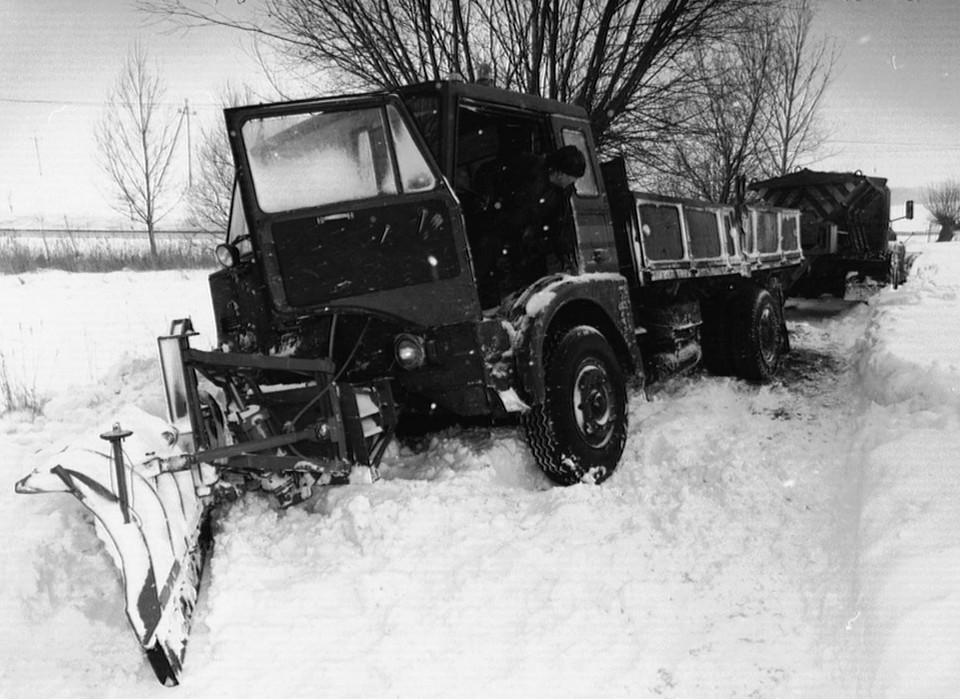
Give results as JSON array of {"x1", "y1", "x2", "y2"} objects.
[
  {"x1": 4, "y1": 247, "x2": 960, "y2": 696},
  {"x1": 0, "y1": 270, "x2": 214, "y2": 411},
  {"x1": 3, "y1": 267, "x2": 861, "y2": 696},
  {"x1": 851, "y1": 243, "x2": 960, "y2": 696},
  {"x1": 0, "y1": 271, "x2": 216, "y2": 697}
]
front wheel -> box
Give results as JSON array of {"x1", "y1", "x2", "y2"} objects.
[{"x1": 523, "y1": 326, "x2": 627, "y2": 485}]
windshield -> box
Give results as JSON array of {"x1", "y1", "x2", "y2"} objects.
[{"x1": 241, "y1": 104, "x2": 436, "y2": 213}]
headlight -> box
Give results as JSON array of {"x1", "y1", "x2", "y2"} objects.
[{"x1": 394, "y1": 334, "x2": 426, "y2": 370}]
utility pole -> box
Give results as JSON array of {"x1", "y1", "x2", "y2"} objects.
[
  {"x1": 33, "y1": 134, "x2": 43, "y2": 176},
  {"x1": 179, "y1": 98, "x2": 197, "y2": 187}
]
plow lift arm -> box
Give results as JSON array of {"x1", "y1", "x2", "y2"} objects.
[{"x1": 16, "y1": 318, "x2": 398, "y2": 686}]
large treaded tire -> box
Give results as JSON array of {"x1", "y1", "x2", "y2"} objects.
[
  {"x1": 522, "y1": 326, "x2": 627, "y2": 485},
  {"x1": 732, "y1": 287, "x2": 784, "y2": 383}
]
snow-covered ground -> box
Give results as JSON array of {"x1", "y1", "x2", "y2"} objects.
[{"x1": 1, "y1": 243, "x2": 958, "y2": 697}]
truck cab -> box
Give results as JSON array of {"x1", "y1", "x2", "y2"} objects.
[{"x1": 213, "y1": 80, "x2": 642, "y2": 486}]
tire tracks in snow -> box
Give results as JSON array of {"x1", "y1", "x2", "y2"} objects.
[{"x1": 608, "y1": 300, "x2": 873, "y2": 694}]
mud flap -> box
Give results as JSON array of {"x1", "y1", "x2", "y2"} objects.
[{"x1": 15, "y1": 407, "x2": 212, "y2": 686}]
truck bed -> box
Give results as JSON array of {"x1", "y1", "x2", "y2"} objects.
[
  {"x1": 629, "y1": 192, "x2": 802, "y2": 283},
  {"x1": 601, "y1": 159, "x2": 803, "y2": 287}
]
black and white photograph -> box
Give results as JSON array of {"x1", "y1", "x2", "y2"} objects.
[{"x1": 2, "y1": 0, "x2": 958, "y2": 695}]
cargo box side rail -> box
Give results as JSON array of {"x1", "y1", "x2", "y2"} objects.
[{"x1": 627, "y1": 193, "x2": 802, "y2": 285}]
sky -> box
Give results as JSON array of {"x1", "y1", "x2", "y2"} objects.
[
  {"x1": 810, "y1": 0, "x2": 960, "y2": 206},
  {"x1": 0, "y1": 0, "x2": 957, "y2": 229},
  {"x1": 0, "y1": 0, "x2": 271, "y2": 228}
]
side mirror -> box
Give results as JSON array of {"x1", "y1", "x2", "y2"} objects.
[
  {"x1": 905, "y1": 200, "x2": 914, "y2": 220},
  {"x1": 215, "y1": 243, "x2": 240, "y2": 268}
]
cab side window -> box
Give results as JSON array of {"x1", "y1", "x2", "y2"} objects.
[
  {"x1": 560, "y1": 128, "x2": 598, "y2": 198},
  {"x1": 454, "y1": 103, "x2": 548, "y2": 204}
]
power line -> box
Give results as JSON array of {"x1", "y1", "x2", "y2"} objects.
[
  {"x1": 0, "y1": 97, "x2": 101, "y2": 105},
  {"x1": 832, "y1": 138, "x2": 960, "y2": 147},
  {"x1": 0, "y1": 96, "x2": 223, "y2": 109}
]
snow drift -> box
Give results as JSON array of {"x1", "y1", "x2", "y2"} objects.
[
  {"x1": 1, "y1": 243, "x2": 959, "y2": 697},
  {"x1": 849, "y1": 244, "x2": 960, "y2": 696}
]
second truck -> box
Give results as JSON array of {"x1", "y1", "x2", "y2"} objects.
[{"x1": 751, "y1": 168, "x2": 911, "y2": 297}]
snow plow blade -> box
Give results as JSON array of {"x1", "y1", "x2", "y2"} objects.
[
  {"x1": 15, "y1": 407, "x2": 213, "y2": 686},
  {"x1": 15, "y1": 320, "x2": 398, "y2": 686}
]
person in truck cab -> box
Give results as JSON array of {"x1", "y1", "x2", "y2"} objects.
[{"x1": 473, "y1": 145, "x2": 586, "y2": 306}]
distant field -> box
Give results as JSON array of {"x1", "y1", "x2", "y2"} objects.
[{"x1": 0, "y1": 228, "x2": 219, "y2": 272}]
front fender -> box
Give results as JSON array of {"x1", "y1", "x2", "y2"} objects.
[{"x1": 506, "y1": 273, "x2": 642, "y2": 405}]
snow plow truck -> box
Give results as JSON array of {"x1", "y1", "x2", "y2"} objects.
[
  {"x1": 750, "y1": 169, "x2": 911, "y2": 297},
  {"x1": 16, "y1": 79, "x2": 804, "y2": 685}
]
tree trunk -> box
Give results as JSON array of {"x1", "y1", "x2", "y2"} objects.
[
  {"x1": 936, "y1": 224, "x2": 955, "y2": 243},
  {"x1": 148, "y1": 222, "x2": 158, "y2": 257}
]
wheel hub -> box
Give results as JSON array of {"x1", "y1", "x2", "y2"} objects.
[
  {"x1": 573, "y1": 360, "x2": 616, "y2": 448},
  {"x1": 758, "y1": 306, "x2": 779, "y2": 365}
]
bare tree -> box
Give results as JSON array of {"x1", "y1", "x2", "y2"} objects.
[
  {"x1": 187, "y1": 84, "x2": 258, "y2": 234},
  {"x1": 758, "y1": 0, "x2": 837, "y2": 178},
  {"x1": 647, "y1": 13, "x2": 776, "y2": 203},
  {"x1": 143, "y1": 0, "x2": 768, "y2": 155},
  {"x1": 922, "y1": 180, "x2": 960, "y2": 242},
  {"x1": 642, "y1": 0, "x2": 834, "y2": 202},
  {"x1": 96, "y1": 43, "x2": 183, "y2": 256}
]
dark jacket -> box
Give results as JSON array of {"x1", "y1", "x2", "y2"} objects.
[{"x1": 470, "y1": 152, "x2": 577, "y2": 306}]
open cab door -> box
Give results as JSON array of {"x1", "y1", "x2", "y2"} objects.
[{"x1": 225, "y1": 94, "x2": 481, "y2": 327}]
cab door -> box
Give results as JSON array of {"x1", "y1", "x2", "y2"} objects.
[
  {"x1": 552, "y1": 118, "x2": 619, "y2": 274},
  {"x1": 225, "y1": 95, "x2": 481, "y2": 328}
]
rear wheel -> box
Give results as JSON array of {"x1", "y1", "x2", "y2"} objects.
[
  {"x1": 732, "y1": 287, "x2": 784, "y2": 382},
  {"x1": 523, "y1": 326, "x2": 627, "y2": 485}
]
